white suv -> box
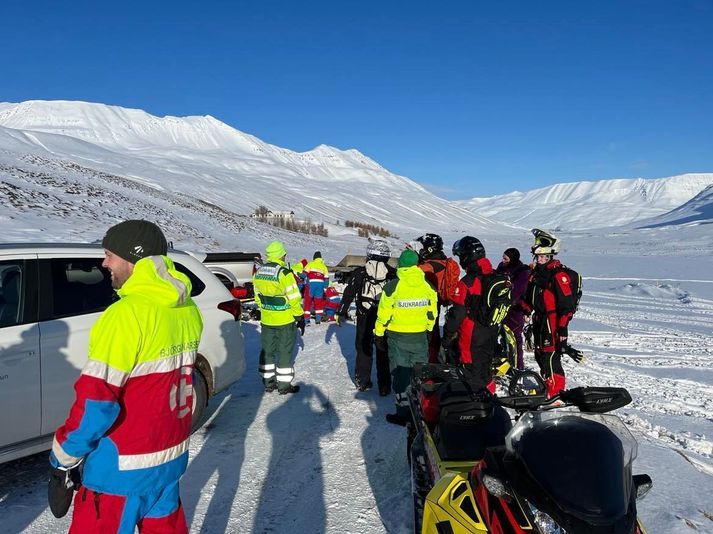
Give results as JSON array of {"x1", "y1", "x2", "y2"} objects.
[{"x1": 0, "y1": 243, "x2": 246, "y2": 464}]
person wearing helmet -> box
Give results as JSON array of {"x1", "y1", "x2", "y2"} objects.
[
  {"x1": 253, "y1": 241, "x2": 305, "y2": 394},
  {"x1": 375, "y1": 249, "x2": 437, "y2": 424},
  {"x1": 414, "y1": 233, "x2": 461, "y2": 363},
  {"x1": 442, "y1": 236, "x2": 500, "y2": 392},
  {"x1": 336, "y1": 239, "x2": 396, "y2": 394},
  {"x1": 496, "y1": 248, "x2": 530, "y2": 370},
  {"x1": 520, "y1": 229, "x2": 580, "y2": 397}
]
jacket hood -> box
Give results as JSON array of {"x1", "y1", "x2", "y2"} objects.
[
  {"x1": 467, "y1": 257, "x2": 494, "y2": 276},
  {"x1": 307, "y1": 257, "x2": 327, "y2": 270},
  {"x1": 397, "y1": 265, "x2": 427, "y2": 286},
  {"x1": 118, "y1": 256, "x2": 192, "y2": 308}
]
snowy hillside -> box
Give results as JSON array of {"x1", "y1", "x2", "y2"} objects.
[
  {"x1": 456, "y1": 174, "x2": 713, "y2": 230},
  {"x1": 637, "y1": 184, "x2": 713, "y2": 229},
  {"x1": 0, "y1": 100, "x2": 503, "y2": 238}
]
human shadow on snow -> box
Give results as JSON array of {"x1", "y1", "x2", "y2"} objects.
[
  {"x1": 182, "y1": 320, "x2": 264, "y2": 533},
  {"x1": 251, "y1": 383, "x2": 340, "y2": 534}
]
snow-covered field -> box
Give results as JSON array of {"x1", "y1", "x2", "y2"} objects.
[
  {"x1": 2, "y1": 261, "x2": 712, "y2": 533},
  {"x1": 1, "y1": 100, "x2": 712, "y2": 533}
]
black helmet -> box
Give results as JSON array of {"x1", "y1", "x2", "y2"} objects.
[
  {"x1": 415, "y1": 233, "x2": 443, "y2": 259},
  {"x1": 452, "y1": 236, "x2": 486, "y2": 268}
]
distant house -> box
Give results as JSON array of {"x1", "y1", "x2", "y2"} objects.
[{"x1": 250, "y1": 209, "x2": 295, "y2": 219}]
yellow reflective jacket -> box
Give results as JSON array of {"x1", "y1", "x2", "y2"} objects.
[
  {"x1": 51, "y1": 255, "x2": 203, "y2": 496},
  {"x1": 374, "y1": 265, "x2": 437, "y2": 336},
  {"x1": 253, "y1": 259, "x2": 303, "y2": 326}
]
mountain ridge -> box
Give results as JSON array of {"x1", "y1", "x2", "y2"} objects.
[
  {"x1": 457, "y1": 173, "x2": 713, "y2": 230},
  {"x1": 0, "y1": 100, "x2": 505, "y2": 239}
]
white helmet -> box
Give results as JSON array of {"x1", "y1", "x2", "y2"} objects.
[
  {"x1": 366, "y1": 239, "x2": 390, "y2": 258},
  {"x1": 531, "y1": 228, "x2": 560, "y2": 255}
]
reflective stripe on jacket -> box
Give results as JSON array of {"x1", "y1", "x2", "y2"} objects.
[
  {"x1": 51, "y1": 256, "x2": 204, "y2": 496},
  {"x1": 253, "y1": 260, "x2": 303, "y2": 326},
  {"x1": 374, "y1": 265, "x2": 437, "y2": 336}
]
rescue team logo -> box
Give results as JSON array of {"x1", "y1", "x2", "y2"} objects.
[
  {"x1": 396, "y1": 299, "x2": 430, "y2": 308},
  {"x1": 169, "y1": 366, "x2": 193, "y2": 419}
]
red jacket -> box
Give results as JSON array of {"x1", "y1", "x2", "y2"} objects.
[{"x1": 521, "y1": 259, "x2": 574, "y2": 352}]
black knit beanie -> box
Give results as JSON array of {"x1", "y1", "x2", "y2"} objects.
[
  {"x1": 101, "y1": 220, "x2": 168, "y2": 264},
  {"x1": 313, "y1": 251, "x2": 322, "y2": 259},
  {"x1": 504, "y1": 247, "x2": 521, "y2": 263}
]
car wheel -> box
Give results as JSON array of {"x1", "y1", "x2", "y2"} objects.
[{"x1": 191, "y1": 370, "x2": 208, "y2": 433}]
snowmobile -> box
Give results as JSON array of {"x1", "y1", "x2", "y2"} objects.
[{"x1": 406, "y1": 365, "x2": 652, "y2": 534}]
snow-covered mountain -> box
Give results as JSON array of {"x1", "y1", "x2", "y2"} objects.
[
  {"x1": 0, "y1": 100, "x2": 504, "y2": 243},
  {"x1": 638, "y1": 184, "x2": 713, "y2": 229},
  {"x1": 456, "y1": 174, "x2": 713, "y2": 230}
]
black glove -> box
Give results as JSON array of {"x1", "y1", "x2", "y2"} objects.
[
  {"x1": 440, "y1": 333, "x2": 456, "y2": 363},
  {"x1": 437, "y1": 346, "x2": 448, "y2": 364},
  {"x1": 562, "y1": 344, "x2": 585, "y2": 363},
  {"x1": 295, "y1": 316, "x2": 305, "y2": 335},
  {"x1": 48, "y1": 465, "x2": 81, "y2": 518},
  {"x1": 523, "y1": 324, "x2": 533, "y2": 352},
  {"x1": 375, "y1": 335, "x2": 387, "y2": 353}
]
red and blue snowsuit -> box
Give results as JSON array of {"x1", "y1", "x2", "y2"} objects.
[
  {"x1": 303, "y1": 257, "x2": 329, "y2": 323},
  {"x1": 50, "y1": 256, "x2": 203, "y2": 534},
  {"x1": 323, "y1": 285, "x2": 341, "y2": 321}
]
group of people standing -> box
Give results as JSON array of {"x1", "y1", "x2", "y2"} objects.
[
  {"x1": 333, "y1": 229, "x2": 581, "y2": 424},
  {"x1": 47, "y1": 219, "x2": 582, "y2": 533},
  {"x1": 251, "y1": 228, "x2": 582, "y2": 424}
]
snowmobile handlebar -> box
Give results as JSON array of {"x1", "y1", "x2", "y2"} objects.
[{"x1": 496, "y1": 370, "x2": 632, "y2": 414}]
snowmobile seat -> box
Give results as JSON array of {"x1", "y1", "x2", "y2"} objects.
[{"x1": 433, "y1": 382, "x2": 512, "y2": 461}]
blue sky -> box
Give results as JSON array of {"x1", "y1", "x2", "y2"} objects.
[{"x1": 1, "y1": 0, "x2": 712, "y2": 198}]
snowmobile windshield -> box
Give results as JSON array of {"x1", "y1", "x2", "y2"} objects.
[{"x1": 505, "y1": 412, "x2": 638, "y2": 524}]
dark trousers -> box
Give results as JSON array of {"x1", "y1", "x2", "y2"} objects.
[
  {"x1": 388, "y1": 331, "x2": 428, "y2": 417},
  {"x1": 427, "y1": 302, "x2": 442, "y2": 363},
  {"x1": 354, "y1": 308, "x2": 391, "y2": 390},
  {"x1": 259, "y1": 323, "x2": 297, "y2": 390}
]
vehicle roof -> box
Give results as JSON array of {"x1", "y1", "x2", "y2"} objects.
[{"x1": 0, "y1": 243, "x2": 190, "y2": 256}]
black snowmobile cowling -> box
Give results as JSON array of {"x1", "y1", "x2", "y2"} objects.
[{"x1": 406, "y1": 367, "x2": 652, "y2": 534}]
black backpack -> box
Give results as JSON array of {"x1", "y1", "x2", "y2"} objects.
[
  {"x1": 471, "y1": 273, "x2": 512, "y2": 327},
  {"x1": 549, "y1": 265, "x2": 582, "y2": 315}
]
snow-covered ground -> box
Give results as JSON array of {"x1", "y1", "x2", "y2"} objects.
[
  {"x1": 1, "y1": 100, "x2": 712, "y2": 533},
  {"x1": 2, "y1": 250, "x2": 712, "y2": 533}
]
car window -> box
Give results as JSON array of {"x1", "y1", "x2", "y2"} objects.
[
  {"x1": 0, "y1": 261, "x2": 25, "y2": 327},
  {"x1": 50, "y1": 258, "x2": 116, "y2": 319},
  {"x1": 173, "y1": 262, "x2": 206, "y2": 297}
]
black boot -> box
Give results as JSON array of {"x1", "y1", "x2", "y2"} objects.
[
  {"x1": 385, "y1": 413, "x2": 408, "y2": 426},
  {"x1": 279, "y1": 384, "x2": 300, "y2": 395},
  {"x1": 264, "y1": 383, "x2": 277, "y2": 393},
  {"x1": 356, "y1": 380, "x2": 373, "y2": 392}
]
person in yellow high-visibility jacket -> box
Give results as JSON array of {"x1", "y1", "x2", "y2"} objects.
[
  {"x1": 253, "y1": 241, "x2": 304, "y2": 394},
  {"x1": 375, "y1": 249, "x2": 437, "y2": 425}
]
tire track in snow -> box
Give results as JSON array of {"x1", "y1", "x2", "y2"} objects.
[{"x1": 565, "y1": 287, "x2": 713, "y2": 476}]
